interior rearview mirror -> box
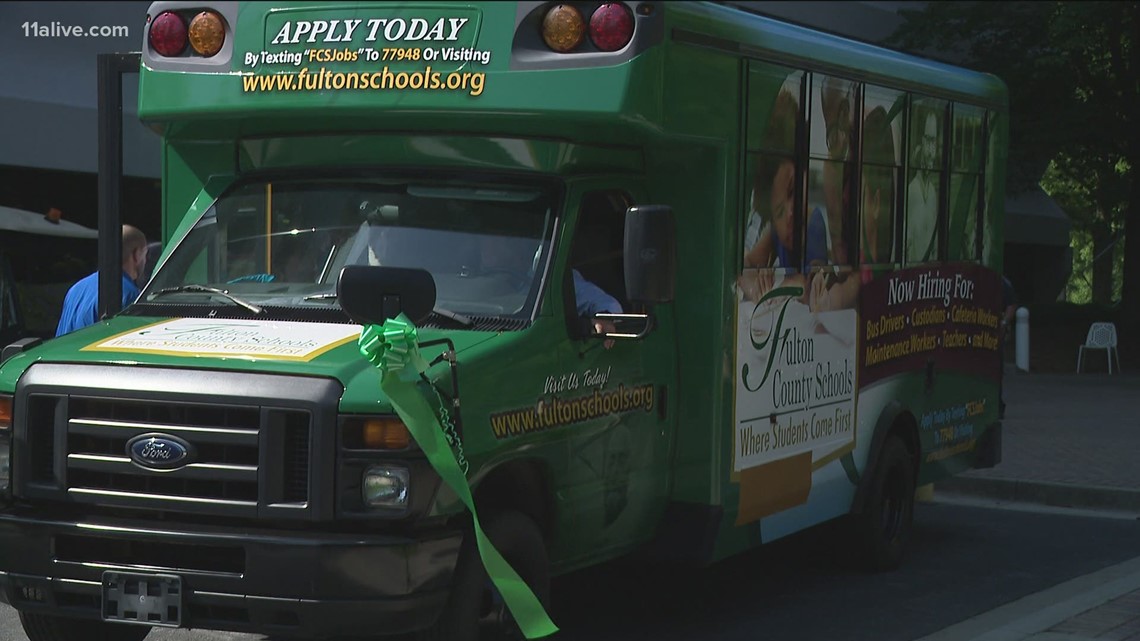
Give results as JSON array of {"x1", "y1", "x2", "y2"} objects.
[{"x1": 337, "y1": 266, "x2": 437, "y2": 325}]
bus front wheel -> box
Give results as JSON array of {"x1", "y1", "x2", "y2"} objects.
[
  {"x1": 850, "y1": 436, "x2": 915, "y2": 572},
  {"x1": 419, "y1": 510, "x2": 550, "y2": 641}
]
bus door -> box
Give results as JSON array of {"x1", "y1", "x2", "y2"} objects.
[{"x1": 552, "y1": 183, "x2": 674, "y2": 561}]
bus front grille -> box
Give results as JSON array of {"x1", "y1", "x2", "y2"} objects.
[
  {"x1": 65, "y1": 405, "x2": 262, "y2": 508},
  {"x1": 14, "y1": 364, "x2": 340, "y2": 520}
]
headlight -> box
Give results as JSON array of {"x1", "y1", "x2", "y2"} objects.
[
  {"x1": 362, "y1": 465, "x2": 409, "y2": 508},
  {"x1": 0, "y1": 395, "x2": 11, "y2": 494}
]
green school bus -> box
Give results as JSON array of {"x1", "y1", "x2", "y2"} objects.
[{"x1": 0, "y1": 2, "x2": 1007, "y2": 639}]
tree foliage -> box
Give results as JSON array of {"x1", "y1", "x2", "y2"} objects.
[
  {"x1": 890, "y1": 2, "x2": 1084, "y2": 191},
  {"x1": 889, "y1": 1, "x2": 1139, "y2": 317},
  {"x1": 1042, "y1": 155, "x2": 1125, "y2": 303}
]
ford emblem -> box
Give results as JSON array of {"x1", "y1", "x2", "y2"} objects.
[{"x1": 126, "y1": 433, "x2": 194, "y2": 470}]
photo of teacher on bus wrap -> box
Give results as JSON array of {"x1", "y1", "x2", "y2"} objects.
[{"x1": 905, "y1": 105, "x2": 943, "y2": 264}]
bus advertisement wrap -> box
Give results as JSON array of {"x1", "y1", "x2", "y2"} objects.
[
  {"x1": 860, "y1": 263, "x2": 1002, "y2": 387},
  {"x1": 241, "y1": 8, "x2": 489, "y2": 96},
  {"x1": 735, "y1": 287, "x2": 857, "y2": 473}
]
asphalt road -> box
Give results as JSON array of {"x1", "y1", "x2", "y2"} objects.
[{"x1": 3, "y1": 500, "x2": 1139, "y2": 641}]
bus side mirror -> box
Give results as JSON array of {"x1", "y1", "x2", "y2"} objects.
[
  {"x1": 337, "y1": 266, "x2": 436, "y2": 325},
  {"x1": 2, "y1": 337, "x2": 43, "y2": 366},
  {"x1": 624, "y1": 205, "x2": 675, "y2": 304}
]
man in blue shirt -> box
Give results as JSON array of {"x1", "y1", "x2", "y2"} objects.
[
  {"x1": 573, "y1": 269, "x2": 621, "y2": 317},
  {"x1": 56, "y1": 225, "x2": 148, "y2": 337},
  {"x1": 573, "y1": 268, "x2": 621, "y2": 350},
  {"x1": 479, "y1": 234, "x2": 622, "y2": 348}
]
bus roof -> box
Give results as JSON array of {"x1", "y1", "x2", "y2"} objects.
[
  {"x1": 138, "y1": 1, "x2": 1005, "y2": 142},
  {"x1": 675, "y1": 2, "x2": 1007, "y2": 109}
]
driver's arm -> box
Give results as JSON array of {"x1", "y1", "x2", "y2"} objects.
[{"x1": 572, "y1": 270, "x2": 621, "y2": 349}]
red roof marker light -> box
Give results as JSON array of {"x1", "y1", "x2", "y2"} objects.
[
  {"x1": 150, "y1": 11, "x2": 188, "y2": 57},
  {"x1": 589, "y1": 3, "x2": 634, "y2": 52}
]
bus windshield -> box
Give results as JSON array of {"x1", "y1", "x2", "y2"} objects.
[{"x1": 141, "y1": 177, "x2": 556, "y2": 321}]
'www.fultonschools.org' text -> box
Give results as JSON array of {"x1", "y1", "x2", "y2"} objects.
[{"x1": 241, "y1": 66, "x2": 485, "y2": 96}]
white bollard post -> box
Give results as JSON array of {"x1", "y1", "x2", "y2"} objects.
[{"x1": 1015, "y1": 306, "x2": 1030, "y2": 372}]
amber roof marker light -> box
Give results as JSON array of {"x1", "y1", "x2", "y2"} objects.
[
  {"x1": 542, "y1": 4, "x2": 586, "y2": 53},
  {"x1": 188, "y1": 10, "x2": 226, "y2": 57}
]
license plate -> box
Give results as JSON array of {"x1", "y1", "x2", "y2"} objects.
[{"x1": 101, "y1": 571, "x2": 182, "y2": 627}]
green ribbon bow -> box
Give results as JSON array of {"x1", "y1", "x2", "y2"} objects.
[
  {"x1": 358, "y1": 314, "x2": 558, "y2": 639},
  {"x1": 359, "y1": 315, "x2": 428, "y2": 377}
]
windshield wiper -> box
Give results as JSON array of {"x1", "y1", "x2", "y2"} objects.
[
  {"x1": 151, "y1": 285, "x2": 264, "y2": 314},
  {"x1": 430, "y1": 307, "x2": 474, "y2": 328}
]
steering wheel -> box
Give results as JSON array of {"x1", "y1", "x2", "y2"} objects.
[
  {"x1": 459, "y1": 267, "x2": 526, "y2": 291},
  {"x1": 477, "y1": 267, "x2": 527, "y2": 281},
  {"x1": 449, "y1": 301, "x2": 507, "y2": 316}
]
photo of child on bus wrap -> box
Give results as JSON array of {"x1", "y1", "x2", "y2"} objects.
[
  {"x1": 739, "y1": 87, "x2": 829, "y2": 303},
  {"x1": 738, "y1": 76, "x2": 864, "y2": 314},
  {"x1": 808, "y1": 104, "x2": 899, "y2": 312},
  {"x1": 814, "y1": 75, "x2": 857, "y2": 270}
]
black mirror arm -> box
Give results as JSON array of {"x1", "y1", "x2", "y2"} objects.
[{"x1": 417, "y1": 337, "x2": 463, "y2": 438}]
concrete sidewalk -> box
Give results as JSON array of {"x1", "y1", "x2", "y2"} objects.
[
  {"x1": 913, "y1": 555, "x2": 1140, "y2": 641},
  {"x1": 924, "y1": 370, "x2": 1140, "y2": 641},
  {"x1": 940, "y1": 371, "x2": 1140, "y2": 511}
]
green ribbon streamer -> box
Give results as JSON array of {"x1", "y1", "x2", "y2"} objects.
[{"x1": 358, "y1": 314, "x2": 558, "y2": 639}]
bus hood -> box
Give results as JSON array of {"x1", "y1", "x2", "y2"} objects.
[{"x1": 0, "y1": 315, "x2": 499, "y2": 400}]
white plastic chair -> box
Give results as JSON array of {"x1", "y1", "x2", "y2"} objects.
[{"x1": 1076, "y1": 322, "x2": 1120, "y2": 374}]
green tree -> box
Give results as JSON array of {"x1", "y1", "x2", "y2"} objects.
[
  {"x1": 1042, "y1": 154, "x2": 1127, "y2": 304},
  {"x1": 890, "y1": 1, "x2": 1139, "y2": 317}
]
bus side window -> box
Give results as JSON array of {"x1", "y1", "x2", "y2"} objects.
[
  {"x1": 981, "y1": 109, "x2": 1001, "y2": 264},
  {"x1": 905, "y1": 97, "x2": 947, "y2": 264},
  {"x1": 568, "y1": 190, "x2": 630, "y2": 316},
  {"x1": 862, "y1": 84, "x2": 904, "y2": 269},
  {"x1": 741, "y1": 72, "x2": 806, "y2": 284},
  {"x1": 948, "y1": 103, "x2": 985, "y2": 262},
  {"x1": 808, "y1": 74, "x2": 859, "y2": 269}
]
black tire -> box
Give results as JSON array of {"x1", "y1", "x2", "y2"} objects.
[
  {"x1": 849, "y1": 436, "x2": 915, "y2": 572},
  {"x1": 19, "y1": 611, "x2": 151, "y2": 641},
  {"x1": 419, "y1": 511, "x2": 550, "y2": 641}
]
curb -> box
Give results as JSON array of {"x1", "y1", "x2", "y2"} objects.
[
  {"x1": 911, "y1": 555, "x2": 1140, "y2": 641},
  {"x1": 937, "y1": 476, "x2": 1140, "y2": 513}
]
